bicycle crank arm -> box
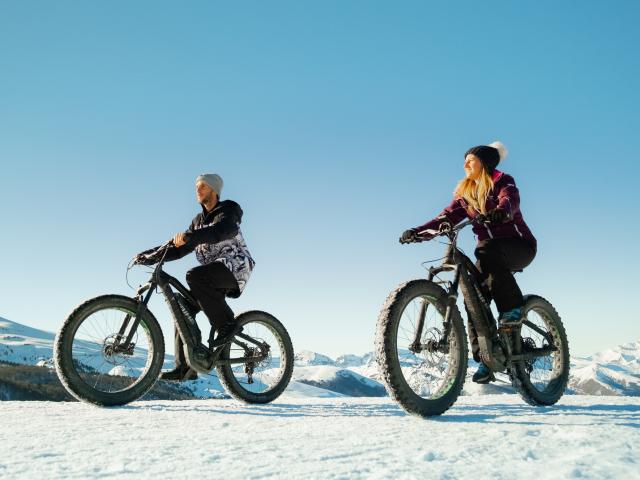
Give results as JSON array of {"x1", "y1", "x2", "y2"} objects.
[
  {"x1": 477, "y1": 335, "x2": 508, "y2": 372},
  {"x1": 182, "y1": 343, "x2": 215, "y2": 374},
  {"x1": 510, "y1": 346, "x2": 557, "y2": 362}
]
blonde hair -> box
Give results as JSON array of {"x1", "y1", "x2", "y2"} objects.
[{"x1": 454, "y1": 167, "x2": 495, "y2": 214}]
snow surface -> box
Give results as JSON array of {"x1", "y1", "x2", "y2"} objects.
[
  {"x1": 2, "y1": 317, "x2": 640, "y2": 478},
  {"x1": 0, "y1": 395, "x2": 638, "y2": 479}
]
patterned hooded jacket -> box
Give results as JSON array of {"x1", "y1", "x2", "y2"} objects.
[
  {"x1": 163, "y1": 200, "x2": 255, "y2": 295},
  {"x1": 414, "y1": 170, "x2": 537, "y2": 248}
]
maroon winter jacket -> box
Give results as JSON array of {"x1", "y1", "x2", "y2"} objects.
[{"x1": 414, "y1": 170, "x2": 537, "y2": 248}]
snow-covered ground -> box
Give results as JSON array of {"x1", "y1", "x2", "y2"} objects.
[
  {"x1": 1, "y1": 395, "x2": 638, "y2": 479},
  {"x1": 2, "y1": 317, "x2": 640, "y2": 478}
]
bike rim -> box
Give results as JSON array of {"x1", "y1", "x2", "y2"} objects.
[
  {"x1": 519, "y1": 306, "x2": 564, "y2": 393},
  {"x1": 394, "y1": 294, "x2": 460, "y2": 400},
  {"x1": 225, "y1": 319, "x2": 288, "y2": 396},
  {"x1": 69, "y1": 306, "x2": 154, "y2": 394}
]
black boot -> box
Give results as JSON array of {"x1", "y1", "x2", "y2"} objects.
[
  {"x1": 160, "y1": 366, "x2": 198, "y2": 382},
  {"x1": 209, "y1": 322, "x2": 243, "y2": 349},
  {"x1": 472, "y1": 362, "x2": 496, "y2": 384}
]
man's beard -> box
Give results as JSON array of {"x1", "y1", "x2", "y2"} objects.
[{"x1": 199, "y1": 193, "x2": 216, "y2": 206}]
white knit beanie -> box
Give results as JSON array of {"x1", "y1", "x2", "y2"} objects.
[{"x1": 195, "y1": 173, "x2": 223, "y2": 196}]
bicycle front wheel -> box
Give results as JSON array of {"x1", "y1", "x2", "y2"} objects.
[
  {"x1": 376, "y1": 280, "x2": 468, "y2": 417},
  {"x1": 54, "y1": 295, "x2": 165, "y2": 406},
  {"x1": 216, "y1": 310, "x2": 294, "y2": 404}
]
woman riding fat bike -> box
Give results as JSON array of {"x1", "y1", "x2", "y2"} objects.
[{"x1": 400, "y1": 141, "x2": 537, "y2": 384}]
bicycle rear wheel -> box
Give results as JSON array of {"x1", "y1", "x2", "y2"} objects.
[
  {"x1": 54, "y1": 295, "x2": 165, "y2": 406},
  {"x1": 376, "y1": 280, "x2": 468, "y2": 417},
  {"x1": 510, "y1": 294, "x2": 570, "y2": 406},
  {"x1": 216, "y1": 310, "x2": 293, "y2": 404}
]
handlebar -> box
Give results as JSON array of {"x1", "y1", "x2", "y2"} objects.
[
  {"x1": 157, "y1": 239, "x2": 175, "y2": 251},
  {"x1": 126, "y1": 239, "x2": 175, "y2": 291},
  {"x1": 449, "y1": 214, "x2": 489, "y2": 233},
  {"x1": 410, "y1": 214, "x2": 489, "y2": 243},
  {"x1": 133, "y1": 240, "x2": 175, "y2": 266}
]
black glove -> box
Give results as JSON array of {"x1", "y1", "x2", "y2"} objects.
[
  {"x1": 399, "y1": 229, "x2": 419, "y2": 244},
  {"x1": 486, "y1": 209, "x2": 508, "y2": 224},
  {"x1": 133, "y1": 248, "x2": 161, "y2": 266}
]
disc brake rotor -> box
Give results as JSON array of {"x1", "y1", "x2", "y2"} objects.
[
  {"x1": 422, "y1": 327, "x2": 445, "y2": 369},
  {"x1": 102, "y1": 333, "x2": 136, "y2": 365}
]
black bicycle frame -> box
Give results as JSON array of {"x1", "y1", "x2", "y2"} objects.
[
  {"x1": 114, "y1": 255, "x2": 267, "y2": 368},
  {"x1": 410, "y1": 220, "x2": 557, "y2": 369},
  {"x1": 426, "y1": 242, "x2": 495, "y2": 353},
  {"x1": 408, "y1": 235, "x2": 510, "y2": 371}
]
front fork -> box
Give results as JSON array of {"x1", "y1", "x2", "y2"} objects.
[
  {"x1": 112, "y1": 283, "x2": 155, "y2": 353},
  {"x1": 438, "y1": 266, "x2": 460, "y2": 351},
  {"x1": 408, "y1": 298, "x2": 429, "y2": 353},
  {"x1": 409, "y1": 266, "x2": 459, "y2": 354}
]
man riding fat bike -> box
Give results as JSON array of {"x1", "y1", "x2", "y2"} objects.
[
  {"x1": 400, "y1": 141, "x2": 537, "y2": 384},
  {"x1": 134, "y1": 173, "x2": 255, "y2": 381}
]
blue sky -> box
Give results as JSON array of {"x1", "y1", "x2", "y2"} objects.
[{"x1": 1, "y1": 1, "x2": 638, "y2": 357}]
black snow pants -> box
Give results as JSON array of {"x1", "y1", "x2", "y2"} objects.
[
  {"x1": 467, "y1": 237, "x2": 536, "y2": 362},
  {"x1": 173, "y1": 262, "x2": 239, "y2": 369}
]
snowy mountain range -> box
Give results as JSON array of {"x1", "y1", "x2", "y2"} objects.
[{"x1": 1, "y1": 316, "x2": 639, "y2": 399}]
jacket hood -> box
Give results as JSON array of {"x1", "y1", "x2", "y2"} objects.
[{"x1": 201, "y1": 199, "x2": 243, "y2": 223}]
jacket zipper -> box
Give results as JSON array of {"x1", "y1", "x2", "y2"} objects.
[
  {"x1": 514, "y1": 224, "x2": 524, "y2": 238},
  {"x1": 486, "y1": 224, "x2": 494, "y2": 238}
]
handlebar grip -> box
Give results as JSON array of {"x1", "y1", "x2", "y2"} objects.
[{"x1": 475, "y1": 214, "x2": 488, "y2": 225}]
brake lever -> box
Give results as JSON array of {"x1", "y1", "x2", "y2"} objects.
[{"x1": 438, "y1": 222, "x2": 453, "y2": 235}]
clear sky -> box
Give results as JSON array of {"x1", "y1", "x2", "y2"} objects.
[{"x1": 1, "y1": 1, "x2": 638, "y2": 358}]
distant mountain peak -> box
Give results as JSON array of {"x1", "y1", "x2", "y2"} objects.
[{"x1": 294, "y1": 350, "x2": 335, "y2": 366}]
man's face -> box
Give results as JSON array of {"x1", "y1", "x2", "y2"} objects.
[{"x1": 196, "y1": 181, "x2": 216, "y2": 204}]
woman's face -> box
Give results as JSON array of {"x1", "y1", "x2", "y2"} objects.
[{"x1": 464, "y1": 154, "x2": 483, "y2": 180}]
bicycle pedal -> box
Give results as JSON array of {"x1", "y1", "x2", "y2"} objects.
[{"x1": 210, "y1": 346, "x2": 223, "y2": 359}]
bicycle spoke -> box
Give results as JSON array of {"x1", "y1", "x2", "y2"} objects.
[
  {"x1": 520, "y1": 307, "x2": 560, "y2": 391},
  {"x1": 224, "y1": 320, "x2": 287, "y2": 395},
  {"x1": 69, "y1": 306, "x2": 153, "y2": 394},
  {"x1": 393, "y1": 295, "x2": 458, "y2": 399}
]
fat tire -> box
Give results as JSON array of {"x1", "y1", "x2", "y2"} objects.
[
  {"x1": 54, "y1": 295, "x2": 165, "y2": 407},
  {"x1": 375, "y1": 280, "x2": 468, "y2": 417},
  {"x1": 217, "y1": 310, "x2": 294, "y2": 404},
  {"x1": 510, "y1": 295, "x2": 570, "y2": 406}
]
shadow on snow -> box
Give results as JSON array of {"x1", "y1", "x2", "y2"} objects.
[{"x1": 116, "y1": 399, "x2": 640, "y2": 428}]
